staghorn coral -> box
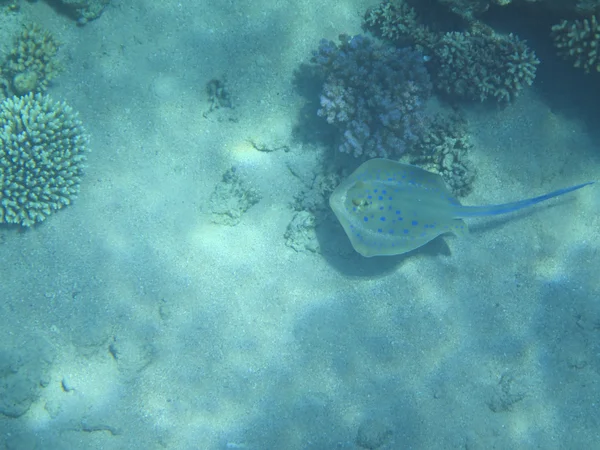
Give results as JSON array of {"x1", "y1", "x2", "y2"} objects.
[
  {"x1": 0, "y1": 93, "x2": 88, "y2": 226},
  {"x1": 312, "y1": 34, "x2": 432, "y2": 158},
  {"x1": 551, "y1": 15, "x2": 600, "y2": 73}
]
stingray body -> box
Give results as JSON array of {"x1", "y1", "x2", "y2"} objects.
[{"x1": 330, "y1": 159, "x2": 593, "y2": 257}]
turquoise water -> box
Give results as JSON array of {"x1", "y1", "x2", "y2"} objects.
[{"x1": 0, "y1": 1, "x2": 599, "y2": 449}]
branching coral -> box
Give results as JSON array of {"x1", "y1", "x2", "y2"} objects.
[
  {"x1": 1, "y1": 23, "x2": 62, "y2": 97},
  {"x1": 431, "y1": 31, "x2": 539, "y2": 103},
  {"x1": 312, "y1": 34, "x2": 432, "y2": 158},
  {"x1": 551, "y1": 15, "x2": 600, "y2": 73},
  {"x1": 0, "y1": 93, "x2": 88, "y2": 226}
]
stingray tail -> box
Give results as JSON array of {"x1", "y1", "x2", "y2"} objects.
[{"x1": 457, "y1": 182, "x2": 594, "y2": 218}]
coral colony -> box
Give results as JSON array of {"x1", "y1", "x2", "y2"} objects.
[{"x1": 312, "y1": 34, "x2": 431, "y2": 159}]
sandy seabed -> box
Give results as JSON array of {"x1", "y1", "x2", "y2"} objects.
[{"x1": 0, "y1": 1, "x2": 599, "y2": 449}]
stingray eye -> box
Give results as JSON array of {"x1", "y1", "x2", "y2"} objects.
[{"x1": 352, "y1": 198, "x2": 369, "y2": 209}]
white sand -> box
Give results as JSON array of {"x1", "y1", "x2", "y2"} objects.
[{"x1": 1, "y1": 1, "x2": 599, "y2": 448}]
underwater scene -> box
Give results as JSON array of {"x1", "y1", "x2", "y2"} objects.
[{"x1": 0, "y1": 0, "x2": 599, "y2": 448}]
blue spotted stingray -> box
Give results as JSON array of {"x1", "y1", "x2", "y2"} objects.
[{"x1": 330, "y1": 158, "x2": 593, "y2": 257}]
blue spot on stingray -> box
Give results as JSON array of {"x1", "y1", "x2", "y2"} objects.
[
  {"x1": 363, "y1": 217, "x2": 368, "y2": 222},
  {"x1": 373, "y1": 189, "x2": 378, "y2": 193},
  {"x1": 378, "y1": 196, "x2": 383, "y2": 200},
  {"x1": 377, "y1": 228, "x2": 382, "y2": 233},
  {"x1": 367, "y1": 195, "x2": 372, "y2": 200},
  {"x1": 395, "y1": 210, "x2": 401, "y2": 215},
  {"x1": 382, "y1": 190, "x2": 387, "y2": 194},
  {"x1": 380, "y1": 217, "x2": 386, "y2": 221},
  {"x1": 403, "y1": 229, "x2": 409, "y2": 234},
  {"x1": 379, "y1": 206, "x2": 384, "y2": 211},
  {"x1": 388, "y1": 196, "x2": 393, "y2": 200},
  {"x1": 412, "y1": 220, "x2": 418, "y2": 226}
]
